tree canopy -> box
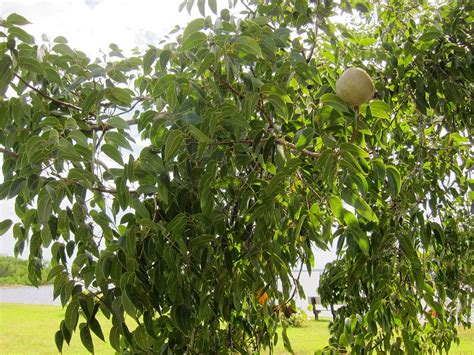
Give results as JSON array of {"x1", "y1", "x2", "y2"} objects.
[{"x1": 0, "y1": 0, "x2": 472, "y2": 353}]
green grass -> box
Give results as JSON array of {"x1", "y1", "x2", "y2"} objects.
[
  {"x1": 0, "y1": 303, "x2": 114, "y2": 354},
  {"x1": 0, "y1": 303, "x2": 472, "y2": 354},
  {"x1": 0, "y1": 255, "x2": 51, "y2": 286},
  {"x1": 269, "y1": 319, "x2": 331, "y2": 354}
]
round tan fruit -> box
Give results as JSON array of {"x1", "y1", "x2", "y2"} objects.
[{"x1": 335, "y1": 67, "x2": 374, "y2": 106}]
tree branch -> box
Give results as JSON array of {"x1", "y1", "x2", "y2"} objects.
[
  {"x1": 0, "y1": 147, "x2": 19, "y2": 158},
  {"x1": 14, "y1": 73, "x2": 87, "y2": 114}
]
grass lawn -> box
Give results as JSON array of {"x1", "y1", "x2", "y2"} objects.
[
  {"x1": 0, "y1": 303, "x2": 114, "y2": 354},
  {"x1": 0, "y1": 303, "x2": 472, "y2": 354}
]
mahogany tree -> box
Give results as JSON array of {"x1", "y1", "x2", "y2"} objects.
[{"x1": 0, "y1": 0, "x2": 472, "y2": 353}]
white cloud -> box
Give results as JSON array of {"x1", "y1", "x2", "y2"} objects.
[{"x1": 0, "y1": 0, "x2": 233, "y2": 57}]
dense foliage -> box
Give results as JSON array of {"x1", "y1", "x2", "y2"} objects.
[
  {"x1": 0, "y1": 255, "x2": 51, "y2": 285},
  {"x1": 0, "y1": 0, "x2": 472, "y2": 353}
]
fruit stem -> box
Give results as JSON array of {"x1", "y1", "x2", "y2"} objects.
[{"x1": 350, "y1": 106, "x2": 359, "y2": 143}]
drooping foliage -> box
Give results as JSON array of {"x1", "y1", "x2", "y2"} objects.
[{"x1": 0, "y1": 0, "x2": 472, "y2": 353}]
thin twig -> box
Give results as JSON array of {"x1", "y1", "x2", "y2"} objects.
[
  {"x1": 210, "y1": 67, "x2": 274, "y2": 127},
  {"x1": 275, "y1": 138, "x2": 320, "y2": 158},
  {"x1": 240, "y1": 0, "x2": 256, "y2": 16},
  {"x1": 305, "y1": 1, "x2": 320, "y2": 63},
  {"x1": 286, "y1": 259, "x2": 305, "y2": 305},
  {"x1": 211, "y1": 67, "x2": 244, "y2": 99}
]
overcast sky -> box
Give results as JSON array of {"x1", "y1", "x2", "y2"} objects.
[{"x1": 0, "y1": 0, "x2": 337, "y2": 268}]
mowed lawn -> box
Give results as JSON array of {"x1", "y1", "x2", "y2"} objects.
[{"x1": 0, "y1": 303, "x2": 472, "y2": 354}]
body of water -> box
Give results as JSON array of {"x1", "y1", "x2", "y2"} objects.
[
  {"x1": 0, "y1": 270, "x2": 323, "y2": 309},
  {"x1": 1, "y1": 282, "x2": 471, "y2": 323},
  {"x1": 0, "y1": 285, "x2": 60, "y2": 306}
]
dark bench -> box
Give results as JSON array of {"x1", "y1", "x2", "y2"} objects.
[{"x1": 308, "y1": 296, "x2": 323, "y2": 320}]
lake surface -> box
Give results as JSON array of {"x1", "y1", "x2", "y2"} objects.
[
  {"x1": 1, "y1": 284, "x2": 471, "y2": 322},
  {"x1": 0, "y1": 271, "x2": 331, "y2": 316},
  {"x1": 0, "y1": 285, "x2": 60, "y2": 306}
]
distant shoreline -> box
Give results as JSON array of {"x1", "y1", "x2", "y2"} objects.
[{"x1": 0, "y1": 284, "x2": 37, "y2": 289}]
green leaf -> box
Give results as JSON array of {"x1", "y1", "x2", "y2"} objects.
[
  {"x1": 108, "y1": 116, "x2": 130, "y2": 130},
  {"x1": 137, "y1": 184, "x2": 157, "y2": 195},
  {"x1": 41, "y1": 225, "x2": 52, "y2": 246},
  {"x1": 122, "y1": 292, "x2": 138, "y2": 319},
  {"x1": 339, "y1": 332, "x2": 349, "y2": 346},
  {"x1": 143, "y1": 47, "x2": 158, "y2": 75},
  {"x1": 104, "y1": 131, "x2": 133, "y2": 151},
  {"x1": 65, "y1": 300, "x2": 79, "y2": 332},
  {"x1": 350, "y1": 226, "x2": 369, "y2": 255},
  {"x1": 57, "y1": 138, "x2": 82, "y2": 163},
  {"x1": 282, "y1": 326, "x2": 294, "y2": 353},
  {"x1": 44, "y1": 67, "x2": 62, "y2": 85},
  {"x1": 107, "y1": 87, "x2": 133, "y2": 107},
  {"x1": 37, "y1": 189, "x2": 52, "y2": 225},
  {"x1": 340, "y1": 142, "x2": 369, "y2": 158},
  {"x1": 52, "y1": 43, "x2": 75, "y2": 57},
  {"x1": 188, "y1": 234, "x2": 216, "y2": 249},
  {"x1": 234, "y1": 36, "x2": 263, "y2": 57},
  {"x1": 340, "y1": 150, "x2": 364, "y2": 174},
  {"x1": 359, "y1": 37, "x2": 376, "y2": 46},
  {"x1": 68, "y1": 168, "x2": 96, "y2": 188},
  {"x1": 109, "y1": 325, "x2": 121, "y2": 352},
  {"x1": 369, "y1": 100, "x2": 391, "y2": 120},
  {"x1": 268, "y1": 94, "x2": 288, "y2": 120},
  {"x1": 89, "y1": 318, "x2": 105, "y2": 342},
  {"x1": 0, "y1": 219, "x2": 13, "y2": 236},
  {"x1": 69, "y1": 130, "x2": 89, "y2": 148},
  {"x1": 182, "y1": 32, "x2": 207, "y2": 51},
  {"x1": 80, "y1": 323, "x2": 94, "y2": 353},
  {"x1": 419, "y1": 31, "x2": 441, "y2": 42},
  {"x1": 386, "y1": 165, "x2": 401, "y2": 197},
  {"x1": 159, "y1": 50, "x2": 172, "y2": 71},
  {"x1": 188, "y1": 125, "x2": 210, "y2": 143},
  {"x1": 102, "y1": 144, "x2": 124, "y2": 165},
  {"x1": 53, "y1": 36, "x2": 68, "y2": 44},
  {"x1": 198, "y1": 0, "x2": 206, "y2": 16},
  {"x1": 184, "y1": 18, "x2": 206, "y2": 40},
  {"x1": 328, "y1": 196, "x2": 344, "y2": 221},
  {"x1": 164, "y1": 130, "x2": 183, "y2": 162},
  {"x1": 343, "y1": 210, "x2": 358, "y2": 228},
  {"x1": 18, "y1": 57, "x2": 44, "y2": 75},
  {"x1": 9, "y1": 27, "x2": 34, "y2": 43},
  {"x1": 47, "y1": 265, "x2": 65, "y2": 282},
  {"x1": 372, "y1": 158, "x2": 386, "y2": 184},
  {"x1": 171, "y1": 305, "x2": 192, "y2": 333},
  {"x1": 0, "y1": 55, "x2": 13, "y2": 97},
  {"x1": 55, "y1": 330, "x2": 64, "y2": 353},
  {"x1": 208, "y1": 0, "x2": 217, "y2": 14},
  {"x1": 320, "y1": 93, "x2": 349, "y2": 112},
  {"x1": 82, "y1": 89, "x2": 101, "y2": 116},
  {"x1": 6, "y1": 13, "x2": 31, "y2": 26},
  {"x1": 354, "y1": 196, "x2": 379, "y2": 223}
]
